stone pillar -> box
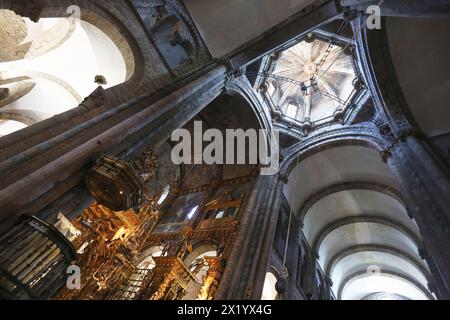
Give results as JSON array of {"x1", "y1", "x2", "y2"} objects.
[
  {"x1": 302, "y1": 254, "x2": 321, "y2": 300},
  {"x1": 0, "y1": 66, "x2": 226, "y2": 233},
  {"x1": 355, "y1": 17, "x2": 450, "y2": 298},
  {"x1": 35, "y1": 184, "x2": 93, "y2": 224},
  {"x1": 384, "y1": 132, "x2": 450, "y2": 299},
  {"x1": 215, "y1": 174, "x2": 283, "y2": 300}
]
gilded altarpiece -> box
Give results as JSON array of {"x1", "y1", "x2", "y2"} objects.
[{"x1": 56, "y1": 172, "x2": 253, "y2": 300}]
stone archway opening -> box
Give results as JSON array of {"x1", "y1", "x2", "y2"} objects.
[
  {"x1": 0, "y1": 8, "x2": 135, "y2": 137},
  {"x1": 262, "y1": 272, "x2": 278, "y2": 300},
  {"x1": 283, "y1": 143, "x2": 434, "y2": 300}
]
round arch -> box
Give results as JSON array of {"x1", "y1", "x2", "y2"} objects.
[
  {"x1": 261, "y1": 272, "x2": 278, "y2": 300},
  {"x1": 298, "y1": 181, "x2": 406, "y2": 222},
  {"x1": 279, "y1": 126, "x2": 389, "y2": 178},
  {"x1": 329, "y1": 247, "x2": 431, "y2": 297},
  {"x1": 338, "y1": 270, "x2": 433, "y2": 300},
  {"x1": 0, "y1": 0, "x2": 141, "y2": 83},
  {"x1": 283, "y1": 143, "x2": 400, "y2": 221},
  {"x1": 317, "y1": 222, "x2": 422, "y2": 271},
  {"x1": 224, "y1": 77, "x2": 273, "y2": 134},
  {"x1": 133, "y1": 245, "x2": 164, "y2": 269},
  {"x1": 326, "y1": 244, "x2": 429, "y2": 279},
  {"x1": 0, "y1": 111, "x2": 38, "y2": 125},
  {"x1": 275, "y1": 129, "x2": 435, "y2": 299},
  {"x1": 0, "y1": 3, "x2": 140, "y2": 138},
  {"x1": 312, "y1": 215, "x2": 422, "y2": 255},
  {"x1": 183, "y1": 242, "x2": 217, "y2": 268}
]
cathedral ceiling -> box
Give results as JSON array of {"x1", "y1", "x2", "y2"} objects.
[
  {"x1": 0, "y1": 9, "x2": 75, "y2": 62},
  {"x1": 303, "y1": 189, "x2": 421, "y2": 247},
  {"x1": 342, "y1": 273, "x2": 430, "y2": 300},
  {"x1": 386, "y1": 17, "x2": 450, "y2": 137},
  {"x1": 284, "y1": 144, "x2": 432, "y2": 300},
  {"x1": 176, "y1": 93, "x2": 261, "y2": 191},
  {"x1": 283, "y1": 145, "x2": 399, "y2": 214},
  {"x1": 184, "y1": 0, "x2": 318, "y2": 58},
  {"x1": 0, "y1": 10, "x2": 130, "y2": 137},
  {"x1": 333, "y1": 251, "x2": 429, "y2": 300},
  {"x1": 266, "y1": 37, "x2": 358, "y2": 126}
]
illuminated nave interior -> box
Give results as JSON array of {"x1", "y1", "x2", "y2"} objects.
[{"x1": 0, "y1": 0, "x2": 449, "y2": 301}]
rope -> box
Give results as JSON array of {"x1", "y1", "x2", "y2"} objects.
[{"x1": 282, "y1": 158, "x2": 299, "y2": 268}]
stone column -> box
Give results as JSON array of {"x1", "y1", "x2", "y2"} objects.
[
  {"x1": 0, "y1": 66, "x2": 226, "y2": 233},
  {"x1": 36, "y1": 185, "x2": 93, "y2": 224},
  {"x1": 355, "y1": 18, "x2": 450, "y2": 298},
  {"x1": 385, "y1": 133, "x2": 450, "y2": 299},
  {"x1": 215, "y1": 174, "x2": 283, "y2": 300}
]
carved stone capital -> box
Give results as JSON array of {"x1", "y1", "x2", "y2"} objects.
[
  {"x1": 279, "y1": 173, "x2": 289, "y2": 184},
  {"x1": 398, "y1": 127, "x2": 425, "y2": 142},
  {"x1": 271, "y1": 51, "x2": 282, "y2": 61},
  {"x1": 302, "y1": 120, "x2": 313, "y2": 135},
  {"x1": 378, "y1": 122, "x2": 392, "y2": 136},
  {"x1": 80, "y1": 86, "x2": 105, "y2": 109},
  {"x1": 343, "y1": 8, "x2": 360, "y2": 21},
  {"x1": 379, "y1": 149, "x2": 392, "y2": 163},
  {"x1": 418, "y1": 247, "x2": 429, "y2": 260}
]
